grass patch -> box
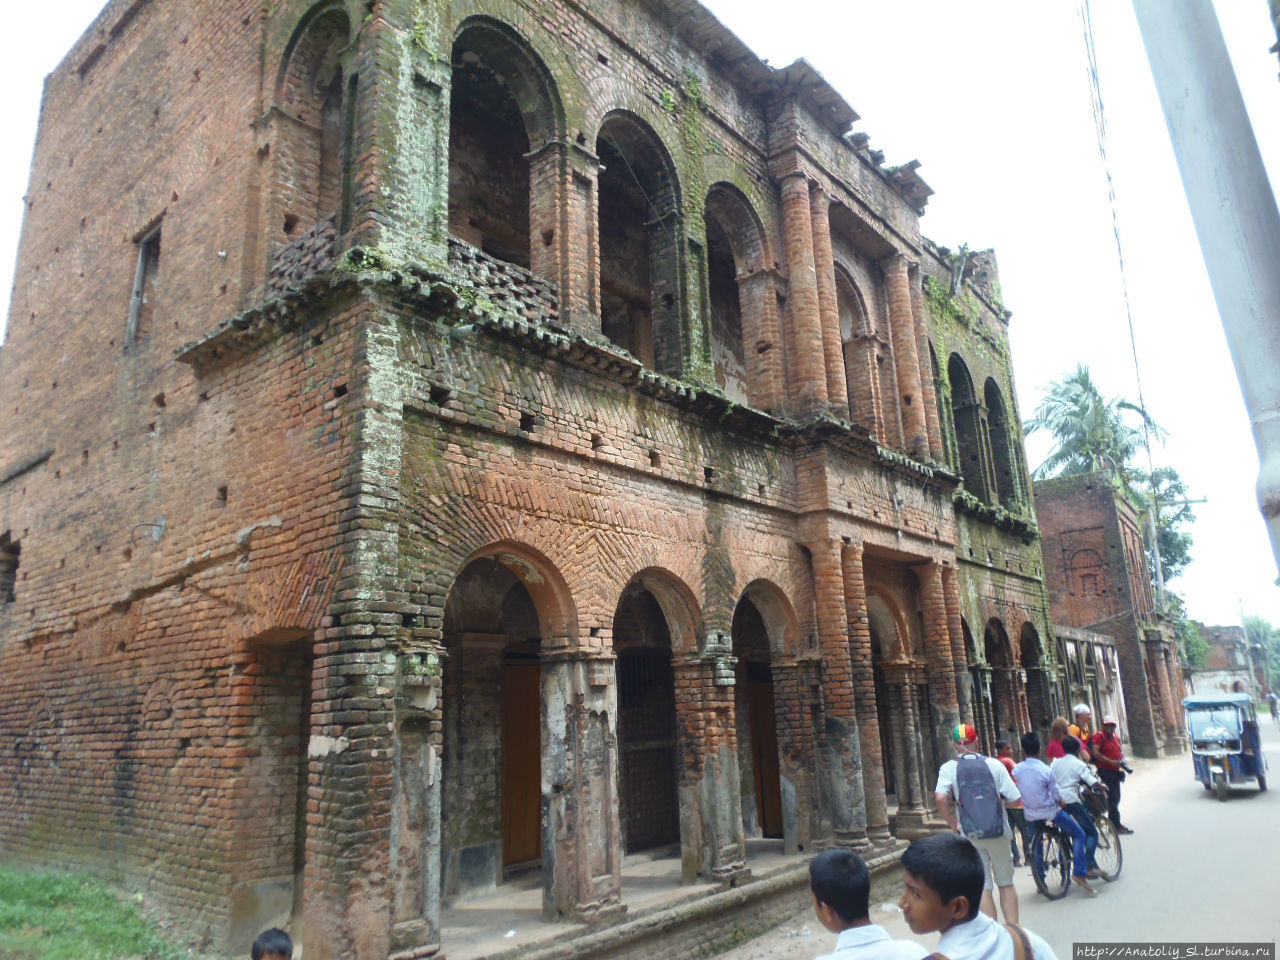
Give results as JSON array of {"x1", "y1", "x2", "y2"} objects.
[{"x1": 0, "y1": 868, "x2": 184, "y2": 960}]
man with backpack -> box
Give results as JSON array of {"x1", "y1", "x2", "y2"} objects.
[{"x1": 934, "y1": 724, "x2": 1024, "y2": 926}]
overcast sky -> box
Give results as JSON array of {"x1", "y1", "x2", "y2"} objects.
[{"x1": 4, "y1": 2, "x2": 1280, "y2": 627}]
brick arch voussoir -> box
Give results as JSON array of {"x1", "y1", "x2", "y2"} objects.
[
  {"x1": 442, "y1": 538, "x2": 580, "y2": 649},
  {"x1": 447, "y1": 11, "x2": 571, "y2": 148},
  {"x1": 276, "y1": 1, "x2": 355, "y2": 104},
  {"x1": 737, "y1": 578, "x2": 802, "y2": 660}
]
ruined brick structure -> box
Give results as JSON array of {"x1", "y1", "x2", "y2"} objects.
[
  {"x1": 1035, "y1": 473, "x2": 1186, "y2": 758},
  {"x1": 0, "y1": 1, "x2": 1054, "y2": 957},
  {"x1": 1053, "y1": 624, "x2": 1131, "y2": 745},
  {"x1": 1187, "y1": 623, "x2": 1269, "y2": 699}
]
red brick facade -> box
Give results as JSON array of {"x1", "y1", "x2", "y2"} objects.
[
  {"x1": 1035, "y1": 473, "x2": 1187, "y2": 757},
  {"x1": 1, "y1": 1, "x2": 1053, "y2": 957}
]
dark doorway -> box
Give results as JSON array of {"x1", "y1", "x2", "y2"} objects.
[
  {"x1": 732, "y1": 596, "x2": 783, "y2": 838},
  {"x1": 614, "y1": 585, "x2": 680, "y2": 853}
]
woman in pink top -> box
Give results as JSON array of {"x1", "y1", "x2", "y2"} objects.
[{"x1": 1045, "y1": 717, "x2": 1070, "y2": 760}]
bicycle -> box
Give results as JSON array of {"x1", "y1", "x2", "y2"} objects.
[{"x1": 1030, "y1": 796, "x2": 1122, "y2": 899}]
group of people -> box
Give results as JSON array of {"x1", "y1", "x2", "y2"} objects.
[{"x1": 809, "y1": 704, "x2": 1133, "y2": 960}]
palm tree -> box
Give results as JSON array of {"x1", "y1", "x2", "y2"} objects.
[{"x1": 1023, "y1": 364, "x2": 1162, "y2": 488}]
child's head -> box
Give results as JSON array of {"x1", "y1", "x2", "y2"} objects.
[
  {"x1": 1061, "y1": 735, "x2": 1082, "y2": 757},
  {"x1": 1020, "y1": 731, "x2": 1041, "y2": 758},
  {"x1": 251, "y1": 928, "x2": 293, "y2": 960},
  {"x1": 808, "y1": 849, "x2": 871, "y2": 932},
  {"x1": 898, "y1": 834, "x2": 983, "y2": 935},
  {"x1": 995, "y1": 738, "x2": 1011, "y2": 757}
]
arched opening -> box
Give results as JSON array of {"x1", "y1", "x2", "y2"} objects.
[
  {"x1": 448, "y1": 21, "x2": 559, "y2": 269},
  {"x1": 732, "y1": 595, "x2": 782, "y2": 840},
  {"x1": 276, "y1": 8, "x2": 352, "y2": 242},
  {"x1": 985, "y1": 379, "x2": 1018, "y2": 510},
  {"x1": 869, "y1": 594, "x2": 902, "y2": 805},
  {"x1": 948, "y1": 355, "x2": 988, "y2": 501},
  {"x1": 704, "y1": 185, "x2": 767, "y2": 406},
  {"x1": 597, "y1": 114, "x2": 682, "y2": 374},
  {"x1": 613, "y1": 581, "x2": 680, "y2": 854},
  {"x1": 1021, "y1": 622, "x2": 1049, "y2": 740},
  {"x1": 441, "y1": 556, "x2": 548, "y2": 900},
  {"x1": 838, "y1": 268, "x2": 877, "y2": 430},
  {"x1": 984, "y1": 619, "x2": 1017, "y2": 747}
]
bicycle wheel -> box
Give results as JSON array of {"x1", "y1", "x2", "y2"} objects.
[
  {"x1": 1093, "y1": 816, "x2": 1122, "y2": 880},
  {"x1": 1032, "y1": 827, "x2": 1071, "y2": 900}
]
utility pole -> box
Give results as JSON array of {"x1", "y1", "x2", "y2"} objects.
[{"x1": 1131, "y1": 0, "x2": 1280, "y2": 581}]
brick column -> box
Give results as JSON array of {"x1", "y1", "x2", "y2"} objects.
[
  {"x1": 892, "y1": 675, "x2": 926, "y2": 818},
  {"x1": 528, "y1": 140, "x2": 600, "y2": 336},
  {"x1": 809, "y1": 538, "x2": 869, "y2": 848},
  {"x1": 770, "y1": 658, "x2": 811, "y2": 854},
  {"x1": 810, "y1": 186, "x2": 849, "y2": 419},
  {"x1": 910, "y1": 270, "x2": 944, "y2": 462},
  {"x1": 541, "y1": 649, "x2": 627, "y2": 922},
  {"x1": 673, "y1": 636, "x2": 750, "y2": 885},
  {"x1": 940, "y1": 566, "x2": 971, "y2": 725},
  {"x1": 780, "y1": 174, "x2": 829, "y2": 415},
  {"x1": 884, "y1": 254, "x2": 929, "y2": 459},
  {"x1": 841, "y1": 542, "x2": 890, "y2": 841},
  {"x1": 919, "y1": 564, "x2": 961, "y2": 766}
]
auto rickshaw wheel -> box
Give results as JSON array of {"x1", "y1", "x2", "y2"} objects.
[
  {"x1": 1215, "y1": 777, "x2": 1228, "y2": 802},
  {"x1": 1258, "y1": 775, "x2": 1266, "y2": 792},
  {"x1": 1202, "y1": 781, "x2": 1211, "y2": 791}
]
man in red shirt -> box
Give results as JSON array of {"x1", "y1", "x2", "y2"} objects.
[{"x1": 1091, "y1": 715, "x2": 1134, "y2": 834}]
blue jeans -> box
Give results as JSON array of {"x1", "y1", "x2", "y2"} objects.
[
  {"x1": 1064, "y1": 801, "x2": 1099, "y2": 869},
  {"x1": 1032, "y1": 809, "x2": 1089, "y2": 878}
]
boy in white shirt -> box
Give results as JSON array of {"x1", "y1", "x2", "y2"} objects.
[
  {"x1": 810, "y1": 849, "x2": 928, "y2": 960},
  {"x1": 1048, "y1": 735, "x2": 1101, "y2": 877},
  {"x1": 898, "y1": 834, "x2": 1058, "y2": 960}
]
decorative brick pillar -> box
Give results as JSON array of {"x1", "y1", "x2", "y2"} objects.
[
  {"x1": 769, "y1": 657, "x2": 811, "y2": 854},
  {"x1": 809, "y1": 538, "x2": 869, "y2": 848},
  {"x1": 884, "y1": 254, "x2": 929, "y2": 459},
  {"x1": 919, "y1": 564, "x2": 961, "y2": 766},
  {"x1": 541, "y1": 648, "x2": 627, "y2": 923},
  {"x1": 910, "y1": 270, "x2": 944, "y2": 463},
  {"x1": 883, "y1": 668, "x2": 927, "y2": 827},
  {"x1": 780, "y1": 174, "x2": 829, "y2": 415},
  {"x1": 810, "y1": 186, "x2": 849, "y2": 419},
  {"x1": 673, "y1": 638, "x2": 750, "y2": 886},
  {"x1": 528, "y1": 141, "x2": 600, "y2": 336},
  {"x1": 738, "y1": 269, "x2": 785, "y2": 414},
  {"x1": 841, "y1": 541, "x2": 890, "y2": 842},
  {"x1": 941, "y1": 566, "x2": 971, "y2": 725}
]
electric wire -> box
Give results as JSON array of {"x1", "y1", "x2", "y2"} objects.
[{"x1": 1079, "y1": 0, "x2": 1165, "y2": 600}]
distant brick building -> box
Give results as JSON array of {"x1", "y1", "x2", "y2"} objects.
[
  {"x1": 1187, "y1": 623, "x2": 1269, "y2": 699},
  {"x1": 1035, "y1": 473, "x2": 1186, "y2": 758},
  {"x1": 0, "y1": 1, "x2": 1053, "y2": 957}
]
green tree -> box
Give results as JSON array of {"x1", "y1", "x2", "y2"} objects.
[
  {"x1": 1023, "y1": 364, "x2": 1163, "y2": 491},
  {"x1": 1131, "y1": 465, "x2": 1196, "y2": 583},
  {"x1": 1166, "y1": 594, "x2": 1209, "y2": 668}
]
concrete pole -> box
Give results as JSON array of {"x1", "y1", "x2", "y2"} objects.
[{"x1": 1131, "y1": 0, "x2": 1280, "y2": 578}]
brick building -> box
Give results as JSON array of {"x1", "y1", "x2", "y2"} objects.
[
  {"x1": 1187, "y1": 623, "x2": 1270, "y2": 699},
  {"x1": 0, "y1": 1, "x2": 1054, "y2": 957},
  {"x1": 1035, "y1": 473, "x2": 1186, "y2": 758}
]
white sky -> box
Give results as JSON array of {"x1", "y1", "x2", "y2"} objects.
[{"x1": 3, "y1": 2, "x2": 1280, "y2": 626}]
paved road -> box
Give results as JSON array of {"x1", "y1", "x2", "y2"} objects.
[{"x1": 717, "y1": 727, "x2": 1280, "y2": 959}]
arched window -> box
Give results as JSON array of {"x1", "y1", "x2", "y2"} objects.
[
  {"x1": 948, "y1": 355, "x2": 989, "y2": 501},
  {"x1": 276, "y1": 9, "x2": 352, "y2": 242},
  {"x1": 985, "y1": 379, "x2": 1018, "y2": 509},
  {"x1": 704, "y1": 184, "x2": 771, "y2": 408},
  {"x1": 597, "y1": 114, "x2": 682, "y2": 374},
  {"x1": 448, "y1": 20, "x2": 560, "y2": 270}
]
